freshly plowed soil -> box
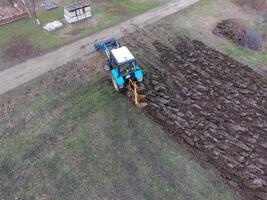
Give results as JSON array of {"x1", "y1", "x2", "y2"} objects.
[
  {"x1": 213, "y1": 18, "x2": 246, "y2": 46},
  {"x1": 124, "y1": 33, "x2": 267, "y2": 200}
]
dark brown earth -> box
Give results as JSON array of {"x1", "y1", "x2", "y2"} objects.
[
  {"x1": 124, "y1": 33, "x2": 267, "y2": 200},
  {"x1": 213, "y1": 18, "x2": 247, "y2": 47},
  {"x1": 213, "y1": 18, "x2": 264, "y2": 51},
  {"x1": 3, "y1": 36, "x2": 42, "y2": 63}
]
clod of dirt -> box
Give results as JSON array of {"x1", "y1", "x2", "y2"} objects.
[
  {"x1": 213, "y1": 18, "x2": 246, "y2": 46},
  {"x1": 3, "y1": 36, "x2": 42, "y2": 63},
  {"x1": 0, "y1": 99, "x2": 14, "y2": 121}
]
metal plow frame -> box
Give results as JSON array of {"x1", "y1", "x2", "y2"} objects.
[{"x1": 127, "y1": 79, "x2": 147, "y2": 108}]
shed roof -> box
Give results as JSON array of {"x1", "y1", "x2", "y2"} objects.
[
  {"x1": 65, "y1": 2, "x2": 90, "y2": 12},
  {"x1": 41, "y1": 1, "x2": 58, "y2": 10}
]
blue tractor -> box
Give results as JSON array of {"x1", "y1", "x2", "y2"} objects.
[{"x1": 94, "y1": 38, "x2": 144, "y2": 91}]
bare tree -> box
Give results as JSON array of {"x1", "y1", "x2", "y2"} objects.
[{"x1": 21, "y1": 0, "x2": 40, "y2": 25}]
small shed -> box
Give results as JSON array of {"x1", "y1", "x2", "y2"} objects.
[{"x1": 64, "y1": 2, "x2": 91, "y2": 24}]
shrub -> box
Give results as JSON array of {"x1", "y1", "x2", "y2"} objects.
[{"x1": 245, "y1": 27, "x2": 263, "y2": 50}]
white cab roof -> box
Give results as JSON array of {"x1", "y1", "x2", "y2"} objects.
[{"x1": 111, "y1": 46, "x2": 135, "y2": 65}]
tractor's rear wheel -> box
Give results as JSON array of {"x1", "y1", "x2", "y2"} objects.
[{"x1": 111, "y1": 74, "x2": 119, "y2": 91}]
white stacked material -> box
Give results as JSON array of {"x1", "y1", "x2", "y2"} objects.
[
  {"x1": 64, "y1": 2, "x2": 91, "y2": 24},
  {"x1": 43, "y1": 20, "x2": 63, "y2": 32}
]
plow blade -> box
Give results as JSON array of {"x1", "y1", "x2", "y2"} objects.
[{"x1": 127, "y1": 79, "x2": 147, "y2": 108}]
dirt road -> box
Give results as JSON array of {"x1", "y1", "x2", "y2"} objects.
[{"x1": 0, "y1": 0, "x2": 199, "y2": 95}]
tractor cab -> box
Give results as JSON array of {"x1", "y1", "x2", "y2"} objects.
[
  {"x1": 111, "y1": 47, "x2": 138, "y2": 76},
  {"x1": 109, "y1": 46, "x2": 143, "y2": 90}
]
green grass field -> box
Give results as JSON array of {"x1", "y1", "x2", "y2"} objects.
[
  {"x1": 0, "y1": 0, "x2": 169, "y2": 71},
  {"x1": 0, "y1": 58, "x2": 237, "y2": 199},
  {"x1": 111, "y1": 0, "x2": 163, "y2": 15}
]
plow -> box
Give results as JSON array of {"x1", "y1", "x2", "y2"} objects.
[
  {"x1": 126, "y1": 79, "x2": 147, "y2": 108},
  {"x1": 94, "y1": 38, "x2": 147, "y2": 108}
]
